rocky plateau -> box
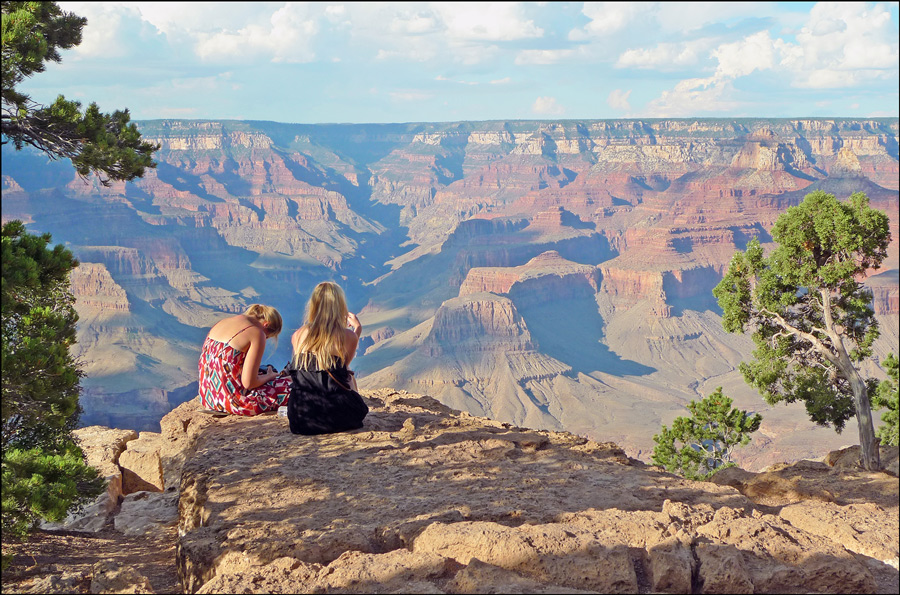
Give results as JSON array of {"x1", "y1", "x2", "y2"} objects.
[{"x1": 11, "y1": 390, "x2": 898, "y2": 594}]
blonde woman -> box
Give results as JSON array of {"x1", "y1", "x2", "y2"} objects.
[
  {"x1": 286, "y1": 282, "x2": 368, "y2": 434},
  {"x1": 198, "y1": 304, "x2": 291, "y2": 415}
]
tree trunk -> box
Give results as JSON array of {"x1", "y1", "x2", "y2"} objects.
[
  {"x1": 825, "y1": 290, "x2": 881, "y2": 472},
  {"x1": 845, "y1": 361, "x2": 881, "y2": 471}
]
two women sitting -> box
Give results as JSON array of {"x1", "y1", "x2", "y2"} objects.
[{"x1": 197, "y1": 282, "x2": 368, "y2": 434}]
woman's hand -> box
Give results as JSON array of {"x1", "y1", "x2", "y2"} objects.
[{"x1": 347, "y1": 312, "x2": 362, "y2": 337}]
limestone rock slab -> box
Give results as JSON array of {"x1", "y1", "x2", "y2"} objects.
[
  {"x1": 114, "y1": 490, "x2": 180, "y2": 536},
  {"x1": 41, "y1": 426, "x2": 137, "y2": 533}
]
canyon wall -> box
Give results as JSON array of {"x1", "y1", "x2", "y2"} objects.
[{"x1": 2, "y1": 117, "x2": 897, "y2": 467}]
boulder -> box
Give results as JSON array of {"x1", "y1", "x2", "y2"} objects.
[
  {"x1": 21, "y1": 570, "x2": 88, "y2": 594},
  {"x1": 90, "y1": 560, "x2": 154, "y2": 594},
  {"x1": 114, "y1": 490, "x2": 180, "y2": 536},
  {"x1": 414, "y1": 521, "x2": 637, "y2": 594},
  {"x1": 446, "y1": 558, "x2": 593, "y2": 594},
  {"x1": 694, "y1": 542, "x2": 753, "y2": 594},
  {"x1": 824, "y1": 445, "x2": 899, "y2": 476},
  {"x1": 119, "y1": 432, "x2": 165, "y2": 493},
  {"x1": 41, "y1": 426, "x2": 137, "y2": 533},
  {"x1": 647, "y1": 536, "x2": 693, "y2": 593}
]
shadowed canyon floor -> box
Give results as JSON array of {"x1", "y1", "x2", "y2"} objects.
[{"x1": 4, "y1": 390, "x2": 896, "y2": 594}]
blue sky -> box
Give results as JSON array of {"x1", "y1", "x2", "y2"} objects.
[{"x1": 19, "y1": 2, "x2": 900, "y2": 123}]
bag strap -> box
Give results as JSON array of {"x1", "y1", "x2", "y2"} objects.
[{"x1": 325, "y1": 368, "x2": 354, "y2": 393}]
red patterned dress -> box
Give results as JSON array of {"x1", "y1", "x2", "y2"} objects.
[{"x1": 198, "y1": 327, "x2": 291, "y2": 415}]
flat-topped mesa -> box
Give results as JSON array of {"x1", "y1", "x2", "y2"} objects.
[
  {"x1": 459, "y1": 250, "x2": 600, "y2": 300},
  {"x1": 423, "y1": 293, "x2": 535, "y2": 356}
]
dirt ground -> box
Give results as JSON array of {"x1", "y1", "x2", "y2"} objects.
[{"x1": 1, "y1": 521, "x2": 180, "y2": 594}]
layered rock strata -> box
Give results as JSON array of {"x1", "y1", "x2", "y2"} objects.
[{"x1": 2, "y1": 118, "x2": 897, "y2": 472}]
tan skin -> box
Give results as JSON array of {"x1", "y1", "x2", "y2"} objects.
[
  {"x1": 291, "y1": 312, "x2": 362, "y2": 367},
  {"x1": 207, "y1": 314, "x2": 280, "y2": 389}
]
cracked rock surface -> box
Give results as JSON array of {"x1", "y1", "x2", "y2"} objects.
[{"x1": 174, "y1": 390, "x2": 899, "y2": 594}]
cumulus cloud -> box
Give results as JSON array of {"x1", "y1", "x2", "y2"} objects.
[
  {"x1": 195, "y1": 4, "x2": 319, "y2": 63},
  {"x1": 616, "y1": 39, "x2": 713, "y2": 70},
  {"x1": 390, "y1": 11, "x2": 440, "y2": 35},
  {"x1": 712, "y1": 30, "x2": 779, "y2": 78},
  {"x1": 607, "y1": 88, "x2": 632, "y2": 111},
  {"x1": 645, "y1": 76, "x2": 741, "y2": 117},
  {"x1": 784, "y1": 2, "x2": 898, "y2": 88},
  {"x1": 638, "y1": 2, "x2": 898, "y2": 115},
  {"x1": 532, "y1": 96, "x2": 566, "y2": 115},
  {"x1": 571, "y1": 2, "x2": 648, "y2": 39},
  {"x1": 60, "y1": 2, "x2": 159, "y2": 58},
  {"x1": 432, "y1": 2, "x2": 543, "y2": 41}
]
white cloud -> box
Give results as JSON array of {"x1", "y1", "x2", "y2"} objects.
[
  {"x1": 782, "y1": 2, "x2": 898, "y2": 88},
  {"x1": 572, "y1": 2, "x2": 648, "y2": 38},
  {"x1": 616, "y1": 39, "x2": 713, "y2": 70},
  {"x1": 607, "y1": 88, "x2": 632, "y2": 111},
  {"x1": 64, "y1": 3, "x2": 131, "y2": 57},
  {"x1": 639, "y1": 2, "x2": 899, "y2": 116},
  {"x1": 532, "y1": 96, "x2": 566, "y2": 115},
  {"x1": 644, "y1": 76, "x2": 740, "y2": 117},
  {"x1": 651, "y1": 2, "x2": 781, "y2": 34},
  {"x1": 390, "y1": 11, "x2": 440, "y2": 35},
  {"x1": 432, "y1": 2, "x2": 543, "y2": 41},
  {"x1": 195, "y1": 4, "x2": 319, "y2": 63},
  {"x1": 490, "y1": 77, "x2": 512, "y2": 84},
  {"x1": 712, "y1": 30, "x2": 778, "y2": 78}
]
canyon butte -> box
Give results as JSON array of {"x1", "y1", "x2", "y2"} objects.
[{"x1": 1, "y1": 117, "x2": 898, "y2": 471}]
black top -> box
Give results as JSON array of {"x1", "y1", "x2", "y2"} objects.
[{"x1": 284, "y1": 354, "x2": 368, "y2": 435}]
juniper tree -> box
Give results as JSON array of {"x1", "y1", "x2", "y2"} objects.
[
  {"x1": 2, "y1": 2, "x2": 157, "y2": 561},
  {"x1": 1, "y1": 221, "x2": 103, "y2": 566},
  {"x1": 713, "y1": 191, "x2": 891, "y2": 471},
  {"x1": 652, "y1": 388, "x2": 762, "y2": 480},
  {"x1": 2, "y1": 1, "x2": 158, "y2": 185}
]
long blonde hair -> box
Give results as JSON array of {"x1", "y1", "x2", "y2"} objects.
[{"x1": 292, "y1": 282, "x2": 349, "y2": 370}]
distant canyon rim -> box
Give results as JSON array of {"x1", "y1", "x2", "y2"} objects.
[{"x1": 2, "y1": 117, "x2": 897, "y2": 471}]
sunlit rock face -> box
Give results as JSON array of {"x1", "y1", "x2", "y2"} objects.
[{"x1": 2, "y1": 118, "x2": 897, "y2": 469}]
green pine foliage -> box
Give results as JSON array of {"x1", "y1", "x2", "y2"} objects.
[
  {"x1": 652, "y1": 388, "x2": 762, "y2": 481},
  {"x1": 2, "y1": 442, "x2": 103, "y2": 540},
  {"x1": 1, "y1": 220, "x2": 82, "y2": 439},
  {"x1": 872, "y1": 354, "x2": 899, "y2": 447},
  {"x1": 713, "y1": 191, "x2": 891, "y2": 471},
  {"x1": 2, "y1": 221, "x2": 105, "y2": 568},
  {"x1": 2, "y1": 3, "x2": 155, "y2": 565},
  {"x1": 1, "y1": 1, "x2": 159, "y2": 185}
]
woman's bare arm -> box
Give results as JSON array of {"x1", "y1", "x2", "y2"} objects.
[
  {"x1": 241, "y1": 327, "x2": 277, "y2": 389},
  {"x1": 344, "y1": 313, "x2": 362, "y2": 366}
]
